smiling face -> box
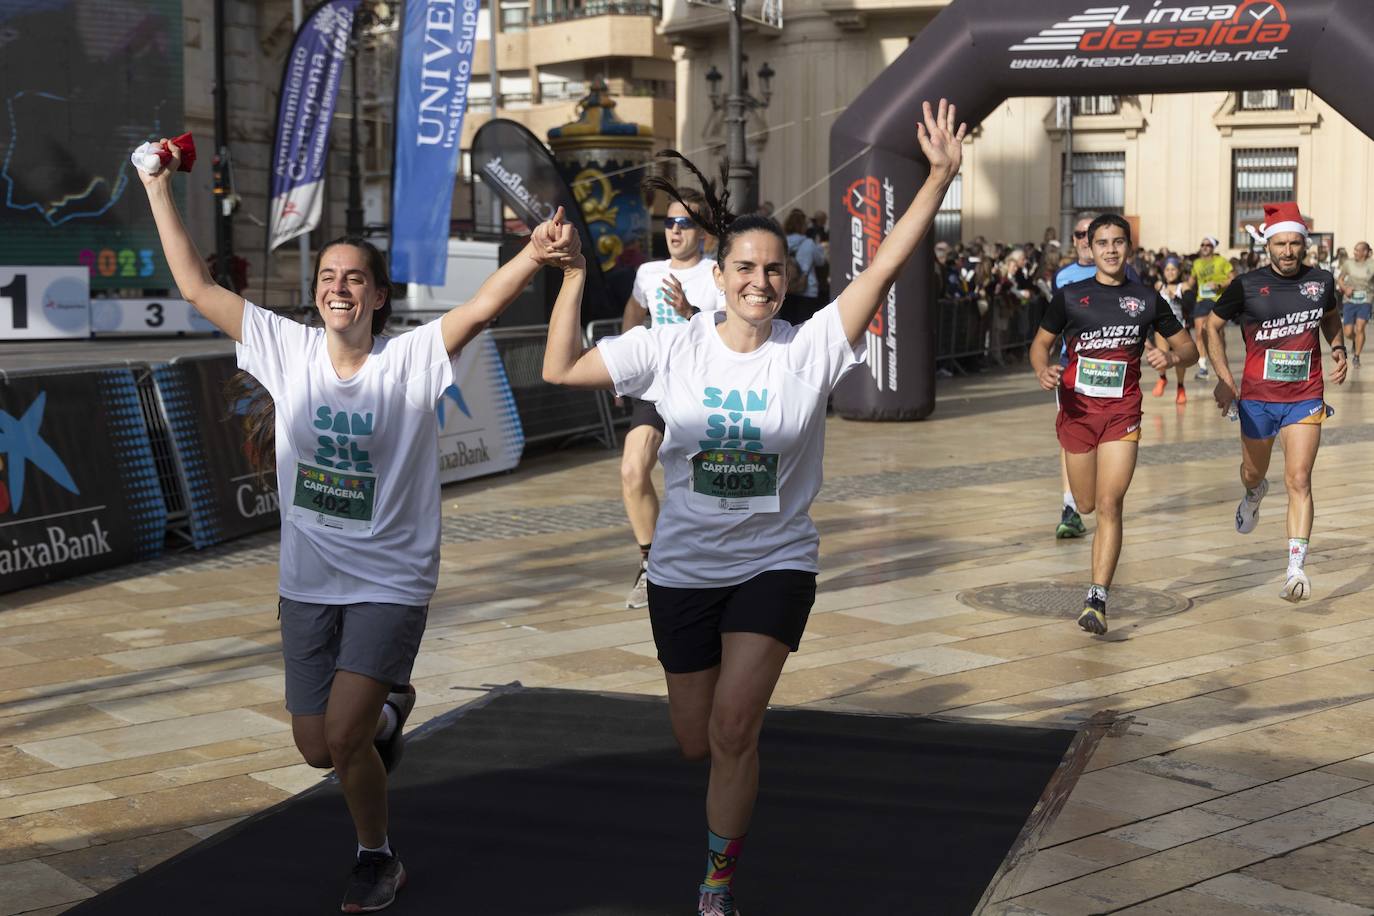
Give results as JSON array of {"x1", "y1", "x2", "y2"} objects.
[
  {"x1": 1267, "y1": 231, "x2": 1306, "y2": 277},
  {"x1": 664, "y1": 201, "x2": 703, "y2": 262},
  {"x1": 715, "y1": 229, "x2": 787, "y2": 326},
  {"x1": 1090, "y1": 222, "x2": 1131, "y2": 278},
  {"x1": 314, "y1": 243, "x2": 385, "y2": 336},
  {"x1": 1163, "y1": 261, "x2": 1182, "y2": 284}
]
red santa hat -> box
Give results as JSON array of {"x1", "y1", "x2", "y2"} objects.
[{"x1": 1246, "y1": 201, "x2": 1308, "y2": 244}]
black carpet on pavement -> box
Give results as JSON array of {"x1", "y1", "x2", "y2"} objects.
[{"x1": 66, "y1": 687, "x2": 1077, "y2": 915}]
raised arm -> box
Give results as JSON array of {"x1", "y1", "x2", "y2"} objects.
[
  {"x1": 440, "y1": 207, "x2": 574, "y2": 355},
  {"x1": 138, "y1": 140, "x2": 245, "y2": 339},
  {"x1": 542, "y1": 246, "x2": 613, "y2": 389},
  {"x1": 836, "y1": 99, "x2": 967, "y2": 345}
]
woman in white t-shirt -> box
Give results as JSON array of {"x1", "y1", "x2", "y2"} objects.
[
  {"x1": 139, "y1": 139, "x2": 580, "y2": 912},
  {"x1": 544, "y1": 100, "x2": 965, "y2": 916},
  {"x1": 619, "y1": 188, "x2": 726, "y2": 609}
]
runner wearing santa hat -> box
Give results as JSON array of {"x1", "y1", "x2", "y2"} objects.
[{"x1": 1203, "y1": 202, "x2": 1348, "y2": 602}]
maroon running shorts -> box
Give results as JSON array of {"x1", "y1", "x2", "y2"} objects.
[{"x1": 1056, "y1": 410, "x2": 1142, "y2": 454}]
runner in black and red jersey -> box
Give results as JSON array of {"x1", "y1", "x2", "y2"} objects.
[
  {"x1": 1031, "y1": 214, "x2": 1197, "y2": 635},
  {"x1": 1204, "y1": 201, "x2": 1348, "y2": 602}
]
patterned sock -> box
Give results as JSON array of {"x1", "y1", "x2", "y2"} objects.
[
  {"x1": 700, "y1": 830, "x2": 744, "y2": 894},
  {"x1": 1288, "y1": 538, "x2": 1309, "y2": 572},
  {"x1": 1086, "y1": 584, "x2": 1109, "y2": 609},
  {"x1": 639, "y1": 543, "x2": 652, "y2": 561}
]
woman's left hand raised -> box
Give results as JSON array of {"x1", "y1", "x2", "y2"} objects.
[{"x1": 916, "y1": 98, "x2": 968, "y2": 180}]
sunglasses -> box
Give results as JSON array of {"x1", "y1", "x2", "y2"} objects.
[
  {"x1": 1073, "y1": 230, "x2": 1088, "y2": 239},
  {"x1": 664, "y1": 217, "x2": 695, "y2": 231}
]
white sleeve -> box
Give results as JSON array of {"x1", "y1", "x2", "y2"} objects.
[
  {"x1": 788, "y1": 300, "x2": 867, "y2": 392},
  {"x1": 235, "y1": 301, "x2": 312, "y2": 400},
  {"x1": 598, "y1": 325, "x2": 661, "y2": 400},
  {"x1": 400, "y1": 318, "x2": 458, "y2": 410},
  {"x1": 631, "y1": 268, "x2": 649, "y2": 307}
]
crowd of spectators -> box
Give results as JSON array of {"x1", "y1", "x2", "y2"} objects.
[{"x1": 930, "y1": 225, "x2": 1295, "y2": 371}]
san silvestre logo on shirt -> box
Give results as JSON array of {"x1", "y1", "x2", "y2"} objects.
[
  {"x1": 1254, "y1": 308, "x2": 1323, "y2": 341},
  {"x1": 1075, "y1": 326, "x2": 1142, "y2": 351},
  {"x1": 699, "y1": 387, "x2": 768, "y2": 451},
  {"x1": 313, "y1": 405, "x2": 374, "y2": 471}
]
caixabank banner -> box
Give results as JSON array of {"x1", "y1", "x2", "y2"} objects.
[
  {"x1": 829, "y1": 0, "x2": 1371, "y2": 420},
  {"x1": 0, "y1": 370, "x2": 166, "y2": 592},
  {"x1": 152, "y1": 356, "x2": 278, "y2": 550},
  {"x1": 436, "y1": 331, "x2": 524, "y2": 485}
]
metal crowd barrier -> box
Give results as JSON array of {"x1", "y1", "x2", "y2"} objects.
[
  {"x1": 934, "y1": 295, "x2": 1048, "y2": 370},
  {"x1": 489, "y1": 324, "x2": 616, "y2": 449},
  {"x1": 584, "y1": 318, "x2": 634, "y2": 431}
]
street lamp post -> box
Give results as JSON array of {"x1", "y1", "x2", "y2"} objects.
[{"x1": 706, "y1": 19, "x2": 774, "y2": 213}]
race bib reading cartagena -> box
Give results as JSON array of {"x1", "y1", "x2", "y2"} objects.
[
  {"x1": 1075, "y1": 357, "x2": 1127, "y2": 399},
  {"x1": 689, "y1": 448, "x2": 780, "y2": 515},
  {"x1": 290, "y1": 461, "x2": 377, "y2": 532},
  {"x1": 1263, "y1": 349, "x2": 1311, "y2": 383}
]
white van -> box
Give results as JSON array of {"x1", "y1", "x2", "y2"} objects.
[{"x1": 400, "y1": 239, "x2": 501, "y2": 311}]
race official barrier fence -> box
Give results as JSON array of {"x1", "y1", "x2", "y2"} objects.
[
  {"x1": 0, "y1": 365, "x2": 167, "y2": 590},
  {"x1": 934, "y1": 295, "x2": 1048, "y2": 369},
  {"x1": 0, "y1": 319, "x2": 542, "y2": 595},
  {"x1": 490, "y1": 324, "x2": 616, "y2": 449}
]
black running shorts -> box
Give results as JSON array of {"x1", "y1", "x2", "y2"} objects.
[
  {"x1": 646, "y1": 569, "x2": 818, "y2": 673},
  {"x1": 628, "y1": 397, "x2": 666, "y2": 433}
]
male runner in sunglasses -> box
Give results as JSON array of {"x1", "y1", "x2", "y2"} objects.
[{"x1": 618, "y1": 192, "x2": 725, "y2": 607}]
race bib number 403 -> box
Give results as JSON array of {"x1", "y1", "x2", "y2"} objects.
[
  {"x1": 1075, "y1": 357, "x2": 1127, "y2": 398},
  {"x1": 690, "y1": 449, "x2": 780, "y2": 515},
  {"x1": 291, "y1": 462, "x2": 377, "y2": 532},
  {"x1": 1263, "y1": 349, "x2": 1311, "y2": 383}
]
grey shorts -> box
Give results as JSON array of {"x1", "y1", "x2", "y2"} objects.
[{"x1": 278, "y1": 598, "x2": 429, "y2": 716}]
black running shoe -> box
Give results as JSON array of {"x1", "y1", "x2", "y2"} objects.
[
  {"x1": 341, "y1": 850, "x2": 405, "y2": 913},
  {"x1": 376, "y1": 685, "x2": 416, "y2": 775},
  {"x1": 1077, "y1": 599, "x2": 1108, "y2": 635}
]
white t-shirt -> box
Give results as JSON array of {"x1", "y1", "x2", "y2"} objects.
[
  {"x1": 236, "y1": 302, "x2": 457, "y2": 606},
  {"x1": 632, "y1": 259, "x2": 724, "y2": 328},
  {"x1": 598, "y1": 301, "x2": 865, "y2": 588}
]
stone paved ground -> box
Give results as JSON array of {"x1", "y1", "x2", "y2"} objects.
[{"x1": 2, "y1": 367, "x2": 1373, "y2": 914}]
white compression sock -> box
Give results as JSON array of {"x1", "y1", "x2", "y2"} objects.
[
  {"x1": 358, "y1": 837, "x2": 392, "y2": 858},
  {"x1": 375, "y1": 704, "x2": 398, "y2": 741},
  {"x1": 1063, "y1": 490, "x2": 1077, "y2": 512},
  {"x1": 1288, "y1": 538, "x2": 1309, "y2": 572}
]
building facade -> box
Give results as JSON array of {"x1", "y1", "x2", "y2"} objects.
[
  {"x1": 665, "y1": 0, "x2": 1374, "y2": 255},
  {"x1": 180, "y1": 0, "x2": 678, "y2": 307}
]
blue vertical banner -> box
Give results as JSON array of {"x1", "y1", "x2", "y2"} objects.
[
  {"x1": 391, "y1": 0, "x2": 479, "y2": 284},
  {"x1": 267, "y1": 0, "x2": 360, "y2": 251}
]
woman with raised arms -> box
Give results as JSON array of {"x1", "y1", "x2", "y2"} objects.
[
  {"x1": 140, "y1": 139, "x2": 580, "y2": 913},
  {"x1": 542, "y1": 100, "x2": 965, "y2": 916}
]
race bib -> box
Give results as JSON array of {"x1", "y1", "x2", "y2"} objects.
[
  {"x1": 689, "y1": 448, "x2": 779, "y2": 515},
  {"x1": 1075, "y1": 357, "x2": 1127, "y2": 398},
  {"x1": 1353, "y1": 290, "x2": 1369, "y2": 304},
  {"x1": 290, "y1": 461, "x2": 377, "y2": 532},
  {"x1": 1201, "y1": 283, "x2": 1217, "y2": 299},
  {"x1": 1263, "y1": 349, "x2": 1311, "y2": 383}
]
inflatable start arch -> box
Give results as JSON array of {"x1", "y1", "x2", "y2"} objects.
[{"x1": 829, "y1": 0, "x2": 1374, "y2": 420}]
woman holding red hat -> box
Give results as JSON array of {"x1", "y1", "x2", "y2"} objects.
[{"x1": 1203, "y1": 201, "x2": 1348, "y2": 601}]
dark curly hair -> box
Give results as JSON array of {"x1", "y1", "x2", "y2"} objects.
[{"x1": 643, "y1": 151, "x2": 785, "y2": 269}]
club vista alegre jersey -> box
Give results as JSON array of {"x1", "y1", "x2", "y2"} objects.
[
  {"x1": 1211, "y1": 265, "x2": 1337, "y2": 403},
  {"x1": 1041, "y1": 277, "x2": 1184, "y2": 417}
]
